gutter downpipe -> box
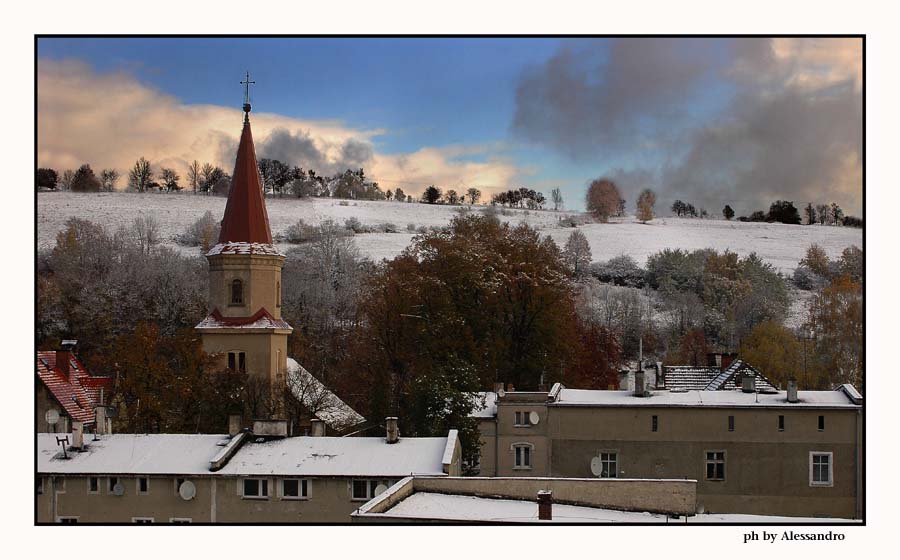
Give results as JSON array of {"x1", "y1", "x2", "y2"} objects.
[{"x1": 856, "y1": 407, "x2": 862, "y2": 519}]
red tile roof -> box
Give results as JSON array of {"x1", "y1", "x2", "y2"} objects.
[
  {"x1": 218, "y1": 120, "x2": 274, "y2": 244},
  {"x1": 36, "y1": 351, "x2": 112, "y2": 425}
]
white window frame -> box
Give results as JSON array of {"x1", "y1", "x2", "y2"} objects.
[
  {"x1": 56, "y1": 478, "x2": 66, "y2": 494},
  {"x1": 241, "y1": 477, "x2": 269, "y2": 499},
  {"x1": 132, "y1": 517, "x2": 154, "y2": 524},
  {"x1": 350, "y1": 479, "x2": 396, "y2": 501},
  {"x1": 512, "y1": 442, "x2": 534, "y2": 470},
  {"x1": 57, "y1": 516, "x2": 79, "y2": 524},
  {"x1": 809, "y1": 452, "x2": 834, "y2": 487},
  {"x1": 705, "y1": 450, "x2": 726, "y2": 481},
  {"x1": 599, "y1": 451, "x2": 618, "y2": 478},
  {"x1": 169, "y1": 518, "x2": 192, "y2": 524},
  {"x1": 514, "y1": 411, "x2": 533, "y2": 427},
  {"x1": 87, "y1": 476, "x2": 99, "y2": 495},
  {"x1": 280, "y1": 478, "x2": 310, "y2": 500},
  {"x1": 136, "y1": 476, "x2": 150, "y2": 495}
]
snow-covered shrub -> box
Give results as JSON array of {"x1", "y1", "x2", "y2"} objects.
[
  {"x1": 344, "y1": 216, "x2": 370, "y2": 234},
  {"x1": 591, "y1": 255, "x2": 646, "y2": 288},
  {"x1": 338, "y1": 200, "x2": 350, "y2": 206},
  {"x1": 175, "y1": 210, "x2": 220, "y2": 251},
  {"x1": 283, "y1": 219, "x2": 319, "y2": 243},
  {"x1": 407, "y1": 223, "x2": 417, "y2": 232},
  {"x1": 792, "y1": 265, "x2": 828, "y2": 291},
  {"x1": 380, "y1": 223, "x2": 399, "y2": 233}
]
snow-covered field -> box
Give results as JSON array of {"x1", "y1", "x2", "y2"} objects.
[{"x1": 37, "y1": 192, "x2": 862, "y2": 274}]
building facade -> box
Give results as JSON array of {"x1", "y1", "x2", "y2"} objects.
[{"x1": 474, "y1": 383, "x2": 863, "y2": 519}]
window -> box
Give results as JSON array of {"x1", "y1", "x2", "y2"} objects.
[
  {"x1": 728, "y1": 415, "x2": 735, "y2": 432},
  {"x1": 513, "y1": 443, "x2": 533, "y2": 469},
  {"x1": 58, "y1": 517, "x2": 78, "y2": 524},
  {"x1": 137, "y1": 477, "x2": 149, "y2": 494},
  {"x1": 231, "y1": 279, "x2": 243, "y2": 305},
  {"x1": 169, "y1": 518, "x2": 192, "y2": 524},
  {"x1": 778, "y1": 415, "x2": 785, "y2": 431},
  {"x1": 37, "y1": 477, "x2": 44, "y2": 495},
  {"x1": 600, "y1": 452, "x2": 618, "y2": 478},
  {"x1": 56, "y1": 478, "x2": 66, "y2": 493},
  {"x1": 108, "y1": 477, "x2": 119, "y2": 493},
  {"x1": 706, "y1": 451, "x2": 726, "y2": 480},
  {"x1": 132, "y1": 517, "x2": 154, "y2": 524},
  {"x1": 228, "y1": 352, "x2": 246, "y2": 373},
  {"x1": 351, "y1": 479, "x2": 396, "y2": 501},
  {"x1": 88, "y1": 476, "x2": 99, "y2": 494},
  {"x1": 810, "y1": 452, "x2": 833, "y2": 486},
  {"x1": 652, "y1": 415, "x2": 659, "y2": 432},
  {"x1": 818, "y1": 415, "x2": 825, "y2": 431},
  {"x1": 281, "y1": 479, "x2": 309, "y2": 500},
  {"x1": 514, "y1": 411, "x2": 533, "y2": 427},
  {"x1": 242, "y1": 478, "x2": 269, "y2": 499}
]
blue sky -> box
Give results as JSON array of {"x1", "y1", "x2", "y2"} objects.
[{"x1": 37, "y1": 37, "x2": 862, "y2": 214}]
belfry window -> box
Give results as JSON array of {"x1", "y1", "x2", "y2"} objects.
[
  {"x1": 228, "y1": 352, "x2": 246, "y2": 373},
  {"x1": 231, "y1": 279, "x2": 243, "y2": 305}
]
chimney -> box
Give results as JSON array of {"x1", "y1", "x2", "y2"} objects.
[
  {"x1": 537, "y1": 490, "x2": 553, "y2": 520},
  {"x1": 385, "y1": 417, "x2": 399, "y2": 444},
  {"x1": 492, "y1": 382, "x2": 505, "y2": 394},
  {"x1": 94, "y1": 406, "x2": 108, "y2": 435},
  {"x1": 71, "y1": 420, "x2": 84, "y2": 450},
  {"x1": 228, "y1": 413, "x2": 242, "y2": 436},
  {"x1": 787, "y1": 378, "x2": 799, "y2": 403},
  {"x1": 741, "y1": 375, "x2": 756, "y2": 393},
  {"x1": 721, "y1": 353, "x2": 736, "y2": 371},
  {"x1": 56, "y1": 340, "x2": 77, "y2": 379},
  {"x1": 634, "y1": 370, "x2": 646, "y2": 397},
  {"x1": 310, "y1": 418, "x2": 326, "y2": 437}
]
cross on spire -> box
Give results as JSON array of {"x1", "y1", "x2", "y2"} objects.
[{"x1": 241, "y1": 72, "x2": 256, "y2": 122}]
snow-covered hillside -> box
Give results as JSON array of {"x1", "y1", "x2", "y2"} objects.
[{"x1": 37, "y1": 192, "x2": 862, "y2": 274}]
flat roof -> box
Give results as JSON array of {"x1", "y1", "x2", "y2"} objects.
[
  {"x1": 553, "y1": 388, "x2": 861, "y2": 409},
  {"x1": 378, "y1": 492, "x2": 855, "y2": 523}
]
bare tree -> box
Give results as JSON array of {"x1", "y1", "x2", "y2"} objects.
[
  {"x1": 636, "y1": 189, "x2": 657, "y2": 223},
  {"x1": 131, "y1": 215, "x2": 161, "y2": 255},
  {"x1": 161, "y1": 168, "x2": 181, "y2": 192},
  {"x1": 187, "y1": 160, "x2": 201, "y2": 193},
  {"x1": 128, "y1": 157, "x2": 153, "y2": 192},
  {"x1": 466, "y1": 187, "x2": 481, "y2": 205},
  {"x1": 564, "y1": 229, "x2": 593, "y2": 277},
  {"x1": 59, "y1": 169, "x2": 75, "y2": 191},
  {"x1": 100, "y1": 169, "x2": 120, "y2": 192},
  {"x1": 551, "y1": 187, "x2": 564, "y2": 211},
  {"x1": 586, "y1": 178, "x2": 622, "y2": 222}
]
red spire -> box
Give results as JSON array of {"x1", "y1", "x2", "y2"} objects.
[{"x1": 218, "y1": 120, "x2": 273, "y2": 244}]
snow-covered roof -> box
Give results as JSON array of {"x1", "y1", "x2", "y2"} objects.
[
  {"x1": 36, "y1": 351, "x2": 112, "y2": 425},
  {"x1": 661, "y1": 360, "x2": 778, "y2": 392},
  {"x1": 195, "y1": 308, "x2": 291, "y2": 331},
  {"x1": 376, "y1": 492, "x2": 855, "y2": 523},
  {"x1": 553, "y1": 388, "x2": 861, "y2": 409},
  {"x1": 37, "y1": 433, "x2": 227, "y2": 475},
  {"x1": 206, "y1": 242, "x2": 284, "y2": 257},
  {"x1": 286, "y1": 358, "x2": 365, "y2": 430},
  {"x1": 469, "y1": 391, "x2": 497, "y2": 418},
  {"x1": 216, "y1": 436, "x2": 450, "y2": 477}
]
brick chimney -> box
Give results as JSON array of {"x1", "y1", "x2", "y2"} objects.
[
  {"x1": 310, "y1": 418, "x2": 326, "y2": 437},
  {"x1": 56, "y1": 340, "x2": 77, "y2": 379},
  {"x1": 385, "y1": 417, "x2": 399, "y2": 444},
  {"x1": 71, "y1": 420, "x2": 84, "y2": 450},
  {"x1": 787, "y1": 378, "x2": 799, "y2": 403},
  {"x1": 537, "y1": 490, "x2": 553, "y2": 520}
]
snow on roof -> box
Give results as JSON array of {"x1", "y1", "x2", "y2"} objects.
[
  {"x1": 378, "y1": 492, "x2": 855, "y2": 523},
  {"x1": 36, "y1": 351, "x2": 112, "y2": 425},
  {"x1": 469, "y1": 391, "x2": 497, "y2": 418},
  {"x1": 195, "y1": 307, "x2": 292, "y2": 330},
  {"x1": 37, "y1": 433, "x2": 227, "y2": 475},
  {"x1": 217, "y1": 436, "x2": 449, "y2": 477},
  {"x1": 206, "y1": 242, "x2": 284, "y2": 257},
  {"x1": 441, "y1": 430, "x2": 459, "y2": 467},
  {"x1": 286, "y1": 358, "x2": 365, "y2": 430},
  {"x1": 554, "y1": 388, "x2": 860, "y2": 409}
]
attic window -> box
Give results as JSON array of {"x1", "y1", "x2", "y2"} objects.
[
  {"x1": 242, "y1": 478, "x2": 268, "y2": 499},
  {"x1": 231, "y1": 279, "x2": 244, "y2": 305}
]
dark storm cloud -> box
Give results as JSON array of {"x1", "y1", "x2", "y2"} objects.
[
  {"x1": 256, "y1": 127, "x2": 375, "y2": 176},
  {"x1": 512, "y1": 38, "x2": 863, "y2": 215}
]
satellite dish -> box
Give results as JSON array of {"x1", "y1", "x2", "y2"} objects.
[
  {"x1": 113, "y1": 483, "x2": 125, "y2": 496},
  {"x1": 529, "y1": 411, "x2": 540, "y2": 425},
  {"x1": 590, "y1": 457, "x2": 603, "y2": 477},
  {"x1": 179, "y1": 480, "x2": 196, "y2": 501},
  {"x1": 373, "y1": 484, "x2": 388, "y2": 496},
  {"x1": 45, "y1": 409, "x2": 60, "y2": 426}
]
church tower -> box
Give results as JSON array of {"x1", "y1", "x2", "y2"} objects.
[{"x1": 196, "y1": 74, "x2": 292, "y2": 396}]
